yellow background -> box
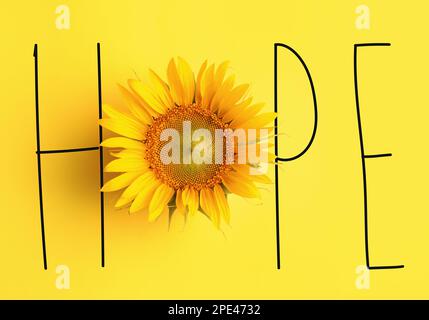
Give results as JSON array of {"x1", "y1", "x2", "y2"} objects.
[{"x1": 0, "y1": 0, "x2": 427, "y2": 299}]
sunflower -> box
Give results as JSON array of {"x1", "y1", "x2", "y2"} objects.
[{"x1": 100, "y1": 58, "x2": 276, "y2": 228}]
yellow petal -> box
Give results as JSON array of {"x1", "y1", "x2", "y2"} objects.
[
  {"x1": 233, "y1": 164, "x2": 272, "y2": 184},
  {"x1": 110, "y1": 149, "x2": 145, "y2": 159},
  {"x1": 182, "y1": 187, "x2": 199, "y2": 215},
  {"x1": 239, "y1": 112, "x2": 277, "y2": 129},
  {"x1": 167, "y1": 58, "x2": 184, "y2": 106},
  {"x1": 195, "y1": 60, "x2": 208, "y2": 104},
  {"x1": 175, "y1": 189, "x2": 185, "y2": 215},
  {"x1": 217, "y1": 84, "x2": 249, "y2": 115},
  {"x1": 268, "y1": 152, "x2": 277, "y2": 163},
  {"x1": 99, "y1": 118, "x2": 146, "y2": 140},
  {"x1": 177, "y1": 57, "x2": 195, "y2": 106},
  {"x1": 102, "y1": 104, "x2": 141, "y2": 124},
  {"x1": 229, "y1": 103, "x2": 265, "y2": 128},
  {"x1": 251, "y1": 174, "x2": 273, "y2": 184},
  {"x1": 101, "y1": 171, "x2": 143, "y2": 192},
  {"x1": 101, "y1": 103, "x2": 147, "y2": 136},
  {"x1": 214, "y1": 61, "x2": 230, "y2": 87},
  {"x1": 104, "y1": 158, "x2": 147, "y2": 172},
  {"x1": 208, "y1": 61, "x2": 231, "y2": 110},
  {"x1": 213, "y1": 184, "x2": 230, "y2": 224},
  {"x1": 221, "y1": 97, "x2": 253, "y2": 123},
  {"x1": 117, "y1": 84, "x2": 152, "y2": 124},
  {"x1": 128, "y1": 79, "x2": 167, "y2": 115},
  {"x1": 182, "y1": 187, "x2": 191, "y2": 204},
  {"x1": 200, "y1": 64, "x2": 215, "y2": 108},
  {"x1": 189, "y1": 188, "x2": 199, "y2": 215},
  {"x1": 101, "y1": 137, "x2": 145, "y2": 150},
  {"x1": 148, "y1": 184, "x2": 175, "y2": 221},
  {"x1": 129, "y1": 183, "x2": 158, "y2": 213},
  {"x1": 209, "y1": 74, "x2": 235, "y2": 112},
  {"x1": 200, "y1": 188, "x2": 220, "y2": 228},
  {"x1": 222, "y1": 171, "x2": 260, "y2": 198},
  {"x1": 199, "y1": 189, "x2": 206, "y2": 214},
  {"x1": 148, "y1": 69, "x2": 174, "y2": 109},
  {"x1": 115, "y1": 172, "x2": 159, "y2": 208}
]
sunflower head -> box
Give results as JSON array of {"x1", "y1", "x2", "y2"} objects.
[{"x1": 100, "y1": 58, "x2": 275, "y2": 228}]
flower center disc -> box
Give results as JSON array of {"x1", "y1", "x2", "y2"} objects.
[{"x1": 145, "y1": 104, "x2": 229, "y2": 190}]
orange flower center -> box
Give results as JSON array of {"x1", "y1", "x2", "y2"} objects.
[{"x1": 144, "y1": 104, "x2": 231, "y2": 190}]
